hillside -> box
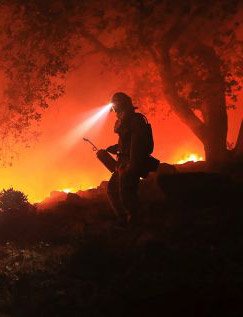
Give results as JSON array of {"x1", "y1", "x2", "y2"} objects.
[{"x1": 0, "y1": 162, "x2": 243, "y2": 316}]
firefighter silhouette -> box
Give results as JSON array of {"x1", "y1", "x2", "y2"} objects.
[{"x1": 106, "y1": 92, "x2": 159, "y2": 227}]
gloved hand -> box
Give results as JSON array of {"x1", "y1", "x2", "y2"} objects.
[{"x1": 106, "y1": 144, "x2": 119, "y2": 154}]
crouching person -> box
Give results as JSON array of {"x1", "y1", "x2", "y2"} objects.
[{"x1": 107, "y1": 92, "x2": 159, "y2": 227}]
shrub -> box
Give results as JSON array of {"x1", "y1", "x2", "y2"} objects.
[{"x1": 0, "y1": 188, "x2": 31, "y2": 213}]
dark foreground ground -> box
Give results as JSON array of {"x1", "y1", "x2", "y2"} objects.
[{"x1": 0, "y1": 168, "x2": 243, "y2": 317}]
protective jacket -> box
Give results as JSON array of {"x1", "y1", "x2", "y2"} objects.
[
  {"x1": 110, "y1": 111, "x2": 156, "y2": 176},
  {"x1": 107, "y1": 109, "x2": 159, "y2": 223}
]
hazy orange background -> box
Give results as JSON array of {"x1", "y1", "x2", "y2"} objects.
[{"x1": 0, "y1": 57, "x2": 242, "y2": 203}]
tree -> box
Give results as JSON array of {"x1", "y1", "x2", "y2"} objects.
[
  {"x1": 0, "y1": 0, "x2": 71, "y2": 163},
  {"x1": 0, "y1": 187, "x2": 30, "y2": 213},
  {"x1": 77, "y1": 0, "x2": 242, "y2": 164},
  {"x1": 0, "y1": 0, "x2": 242, "y2": 164}
]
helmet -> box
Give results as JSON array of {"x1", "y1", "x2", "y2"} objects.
[{"x1": 111, "y1": 92, "x2": 135, "y2": 113}]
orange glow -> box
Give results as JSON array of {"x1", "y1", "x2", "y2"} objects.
[
  {"x1": 0, "y1": 59, "x2": 241, "y2": 204},
  {"x1": 176, "y1": 153, "x2": 204, "y2": 164},
  {"x1": 63, "y1": 188, "x2": 73, "y2": 193}
]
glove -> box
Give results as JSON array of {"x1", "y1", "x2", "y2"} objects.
[{"x1": 106, "y1": 144, "x2": 119, "y2": 155}]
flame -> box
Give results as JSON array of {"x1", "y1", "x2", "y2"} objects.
[
  {"x1": 177, "y1": 153, "x2": 203, "y2": 164},
  {"x1": 63, "y1": 188, "x2": 73, "y2": 193}
]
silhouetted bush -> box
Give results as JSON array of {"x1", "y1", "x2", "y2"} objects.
[{"x1": 0, "y1": 188, "x2": 31, "y2": 213}]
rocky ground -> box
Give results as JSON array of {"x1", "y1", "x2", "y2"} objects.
[{"x1": 0, "y1": 164, "x2": 243, "y2": 317}]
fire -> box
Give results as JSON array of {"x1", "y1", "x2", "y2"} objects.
[
  {"x1": 177, "y1": 153, "x2": 203, "y2": 164},
  {"x1": 63, "y1": 188, "x2": 73, "y2": 193}
]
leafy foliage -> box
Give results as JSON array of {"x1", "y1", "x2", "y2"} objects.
[
  {"x1": 0, "y1": 1, "x2": 72, "y2": 160},
  {"x1": 0, "y1": 0, "x2": 242, "y2": 161},
  {"x1": 0, "y1": 188, "x2": 30, "y2": 213}
]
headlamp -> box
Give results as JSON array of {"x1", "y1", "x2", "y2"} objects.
[
  {"x1": 110, "y1": 103, "x2": 114, "y2": 112},
  {"x1": 110, "y1": 103, "x2": 123, "y2": 113},
  {"x1": 110, "y1": 103, "x2": 118, "y2": 113}
]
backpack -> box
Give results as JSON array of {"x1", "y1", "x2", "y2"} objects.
[{"x1": 139, "y1": 113, "x2": 154, "y2": 155}]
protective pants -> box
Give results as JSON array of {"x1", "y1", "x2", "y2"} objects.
[{"x1": 107, "y1": 169, "x2": 140, "y2": 219}]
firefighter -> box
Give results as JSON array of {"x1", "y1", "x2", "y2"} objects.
[{"x1": 106, "y1": 92, "x2": 158, "y2": 227}]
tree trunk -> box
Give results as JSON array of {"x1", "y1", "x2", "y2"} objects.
[
  {"x1": 197, "y1": 44, "x2": 228, "y2": 164},
  {"x1": 201, "y1": 101, "x2": 228, "y2": 164},
  {"x1": 159, "y1": 38, "x2": 228, "y2": 165},
  {"x1": 234, "y1": 120, "x2": 243, "y2": 159}
]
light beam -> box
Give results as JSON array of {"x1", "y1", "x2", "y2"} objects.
[{"x1": 63, "y1": 103, "x2": 112, "y2": 149}]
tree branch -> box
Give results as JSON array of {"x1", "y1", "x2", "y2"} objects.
[
  {"x1": 161, "y1": 48, "x2": 206, "y2": 142},
  {"x1": 78, "y1": 25, "x2": 122, "y2": 57},
  {"x1": 158, "y1": 7, "x2": 208, "y2": 141}
]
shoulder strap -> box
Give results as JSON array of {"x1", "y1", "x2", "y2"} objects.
[
  {"x1": 134, "y1": 112, "x2": 149, "y2": 124},
  {"x1": 141, "y1": 114, "x2": 149, "y2": 124}
]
